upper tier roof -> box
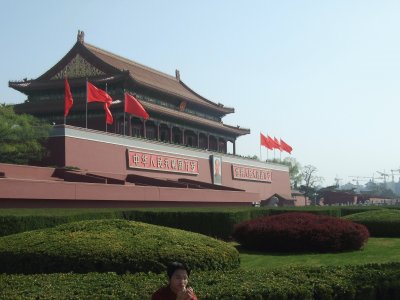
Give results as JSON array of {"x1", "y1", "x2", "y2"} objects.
[{"x1": 11, "y1": 32, "x2": 234, "y2": 116}]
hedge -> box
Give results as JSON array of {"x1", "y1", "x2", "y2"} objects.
[
  {"x1": 233, "y1": 213, "x2": 369, "y2": 252},
  {"x1": 0, "y1": 219, "x2": 239, "y2": 274},
  {"x1": 0, "y1": 208, "x2": 124, "y2": 237},
  {"x1": 1, "y1": 263, "x2": 399, "y2": 299},
  {"x1": 0, "y1": 206, "x2": 396, "y2": 239},
  {"x1": 343, "y1": 209, "x2": 400, "y2": 237}
]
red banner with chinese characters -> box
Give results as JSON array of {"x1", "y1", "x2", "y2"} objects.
[
  {"x1": 232, "y1": 164, "x2": 272, "y2": 182},
  {"x1": 127, "y1": 150, "x2": 199, "y2": 175}
]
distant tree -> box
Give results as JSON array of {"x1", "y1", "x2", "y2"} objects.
[
  {"x1": 0, "y1": 104, "x2": 50, "y2": 165},
  {"x1": 267, "y1": 157, "x2": 303, "y2": 189},
  {"x1": 299, "y1": 164, "x2": 324, "y2": 205},
  {"x1": 364, "y1": 181, "x2": 396, "y2": 198}
]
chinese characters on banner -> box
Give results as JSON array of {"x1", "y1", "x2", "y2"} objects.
[
  {"x1": 232, "y1": 164, "x2": 272, "y2": 182},
  {"x1": 127, "y1": 150, "x2": 199, "y2": 175}
]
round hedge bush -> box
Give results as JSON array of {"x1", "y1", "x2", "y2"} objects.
[
  {"x1": 0, "y1": 219, "x2": 239, "y2": 274},
  {"x1": 343, "y1": 209, "x2": 400, "y2": 237},
  {"x1": 233, "y1": 212, "x2": 369, "y2": 253}
]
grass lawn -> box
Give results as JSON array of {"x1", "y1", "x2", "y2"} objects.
[{"x1": 239, "y1": 237, "x2": 400, "y2": 270}]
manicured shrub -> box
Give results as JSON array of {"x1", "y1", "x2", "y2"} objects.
[
  {"x1": 233, "y1": 212, "x2": 369, "y2": 252},
  {"x1": 1, "y1": 263, "x2": 400, "y2": 299},
  {"x1": 0, "y1": 208, "x2": 124, "y2": 237},
  {"x1": 121, "y1": 209, "x2": 254, "y2": 240},
  {"x1": 0, "y1": 219, "x2": 239, "y2": 274},
  {"x1": 344, "y1": 209, "x2": 400, "y2": 237},
  {"x1": 0, "y1": 206, "x2": 384, "y2": 239}
]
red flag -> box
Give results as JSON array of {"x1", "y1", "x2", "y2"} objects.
[
  {"x1": 64, "y1": 78, "x2": 74, "y2": 117},
  {"x1": 274, "y1": 137, "x2": 281, "y2": 151},
  {"x1": 124, "y1": 92, "x2": 149, "y2": 119},
  {"x1": 87, "y1": 82, "x2": 112, "y2": 104},
  {"x1": 280, "y1": 138, "x2": 293, "y2": 154},
  {"x1": 267, "y1": 135, "x2": 277, "y2": 149},
  {"x1": 260, "y1": 133, "x2": 273, "y2": 150},
  {"x1": 104, "y1": 102, "x2": 113, "y2": 125}
]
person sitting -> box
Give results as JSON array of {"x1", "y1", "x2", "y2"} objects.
[{"x1": 151, "y1": 262, "x2": 198, "y2": 300}]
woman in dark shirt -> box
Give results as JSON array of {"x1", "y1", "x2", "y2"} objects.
[{"x1": 151, "y1": 262, "x2": 198, "y2": 300}]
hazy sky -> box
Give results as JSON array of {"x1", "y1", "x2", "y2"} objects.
[{"x1": 1, "y1": 1, "x2": 400, "y2": 186}]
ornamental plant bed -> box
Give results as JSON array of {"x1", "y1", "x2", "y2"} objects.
[
  {"x1": 0, "y1": 219, "x2": 239, "y2": 274},
  {"x1": 1, "y1": 263, "x2": 400, "y2": 299},
  {"x1": 343, "y1": 209, "x2": 400, "y2": 237},
  {"x1": 233, "y1": 212, "x2": 369, "y2": 253}
]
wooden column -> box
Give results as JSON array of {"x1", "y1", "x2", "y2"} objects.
[
  {"x1": 182, "y1": 128, "x2": 185, "y2": 145},
  {"x1": 197, "y1": 132, "x2": 200, "y2": 148},
  {"x1": 233, "y1": 140, "x2": 236, "y2": 155},
  {"x1": 143, "y1": 120, "x2": 147, "y2": 138},
  {"x1": 170, "y1": 126, "x2": 173, "y2": 143},
  {"x1": 157, "y1": 122, "x2": 160, "y2": 141},
  {"x1": 207, "y1": 134, "x2": 210, "y2": 150},
  {"x1": 217, "y1": 137, "x2": 220, "y2": 152}
]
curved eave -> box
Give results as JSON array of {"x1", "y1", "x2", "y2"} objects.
[
  {"x1": 178, "y1": 80, "x2": 234, "y2": 114},
  {"x1": 139, "y1": 102, "x2": 249, "y2": 137},
  {"x1": 124, "y1": 76, "x2": 231, "y2": 117},
  {"x1": 9, "y1": 74, "x2": 128, "y2": 94}
]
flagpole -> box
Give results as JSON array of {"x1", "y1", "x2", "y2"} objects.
[
  {"x1": 259, "y1": 132, "x2": 262, "y2": 161},
  {"x1": 123, "y1": 90, "x2": 126, "y2": 136},
  {"x1": 64, "y1": 73, "x2": 66, "y2": 126},
  {"x1": 105, "y1": 83, "x2": 108, "y2": 133},
  {"x1": 63, "y1": 77, "x2": 66, "y2": 125},
  {"x1": 85, "y1": 78, "x2": 88, "y2": 129}
]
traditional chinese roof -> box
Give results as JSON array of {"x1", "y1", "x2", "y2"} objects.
[
  {"x1": 10, "y1": 31, "x2": 250, "y2": 138},
  {"x1": 10, "y1": 32, "x2": 234, "y2": 116}
]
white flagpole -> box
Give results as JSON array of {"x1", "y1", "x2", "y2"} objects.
[
  {"x1": 85, "y1": 78, "x2": 88, "y2": 129},
  {"x1": 260, "y1": 132, "x2": 262, "y2": 161},
  {"x1": 105, "y1": 83, "x2": 108, "y2": 133},
  {"x1": 64, "y1": 73, "x2": 67, "y2": 125},
  {"x1": 123, "y1": 91, "x2": 126, "y2": 136}
]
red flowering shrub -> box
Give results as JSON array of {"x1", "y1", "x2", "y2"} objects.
[{"x1": 233, "y1": 213, "x2": 369, "y2": 253}]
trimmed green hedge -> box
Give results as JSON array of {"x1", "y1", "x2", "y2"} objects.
[
  {"x1": 0, "y1": 208, "x2": 124, "y2": 237},
  {"x1": 0, "y1": 206, "x2": 397, "y2": 239},
  {"x1": 343, "y1": 209, "x2": 400, "y2": 237},
  {"x1": 0, "y1": 219, "x2": 239, "y2": 274},
  {"x1": 1, "y1": 263, "x2": 399, "y2": 299}
]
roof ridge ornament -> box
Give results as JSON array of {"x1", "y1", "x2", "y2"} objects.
[
  {"x1": 77, "y1": 30, "x2": 85, "y2": 43},
  {"x1": 175, "y1": 69, "x2": 180, "y2": 81}
]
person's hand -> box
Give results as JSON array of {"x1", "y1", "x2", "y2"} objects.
[
  {"x1": 185, "y1": 287, "x2": 195, "y2": 299},
  {"x1": 176, "y1": 287, "x2": 195, "y2": 300}
]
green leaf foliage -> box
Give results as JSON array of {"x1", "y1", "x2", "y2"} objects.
[
  {"x1": 0, "y1": 206, "x2": 387, "y2": 238},
  {"x1": 0, "y1": 263, "x2": 400, "y2": 299},
  {"x1": 0, "y1": 219, "x2": 239, "y2": 274},
  {"x1": 343, "y1": 209, "x2": 400, "y2": 237},
  {"x1": 0, "y1": 104, "x2": 50, "y2": 164}
]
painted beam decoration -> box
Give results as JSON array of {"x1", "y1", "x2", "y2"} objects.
[
  {"x1": 232, "y1": 164, "x2": 272, "y2": 182},
  {"x1": 127, "y1": 150, "x2": 199, "y2": 175}
]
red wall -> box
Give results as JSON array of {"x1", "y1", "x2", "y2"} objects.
[{"x1": 58, "y1": 132, "x2": 291, "y2": 202}]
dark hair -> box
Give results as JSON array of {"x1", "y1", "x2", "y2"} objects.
[{"x1": 167, "y1": 262, "x2": 191, "y2": 279}]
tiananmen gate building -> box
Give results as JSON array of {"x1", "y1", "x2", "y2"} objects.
[{"x1": 1, "y1": 31, "x2": 293, "y2": 208}]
